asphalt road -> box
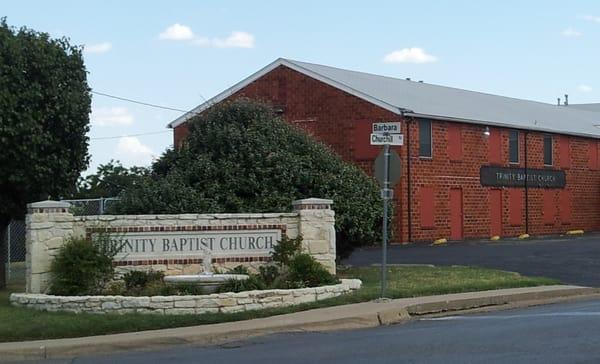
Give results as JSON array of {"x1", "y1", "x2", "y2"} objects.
[
  {"x1": 24, "y1": 299, "x2": 600, "y2": 364},
  {"x1": 343, "y1": 234, "x2": 600, "y2": 287}
]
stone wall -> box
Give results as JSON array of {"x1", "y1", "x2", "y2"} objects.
[
  {"x1": 11, "y1": 279, "x2": 361, "y2": 315},
  {"x1": 26, "y1": 198, "x2": 336, "y2": 294}
]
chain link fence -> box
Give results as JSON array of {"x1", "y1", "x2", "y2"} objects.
[
  {"x1": 2, "y1": 220, "x2": 26, "y2": 285},
  {"x1": 2, "y1": 197, "x2": 119, "y2": 286},
  {"x1": 60, "y1": 197, "x2": 120, "y2": 216}
]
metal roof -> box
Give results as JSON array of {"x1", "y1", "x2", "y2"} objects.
[
  {"x1": 569, "y1": 103, "x2": 600, "y2": 113},
  {"x1": 168, "y1": 58, "x2": 600, "y2": 139}
]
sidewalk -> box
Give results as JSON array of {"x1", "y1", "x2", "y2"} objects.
[{"x1": 1, "y1": 285, "x2": 598, "y2": 362}]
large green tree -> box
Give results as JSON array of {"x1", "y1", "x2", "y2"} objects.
[
  {"x1": 70, "y1": 160, "x2": 149, "y2": 199},
  {"x1": 113, "y1": 99, "x2": 385, "y2": 258},
  {"x1": 0, "y1": 19, "x2": 91, "y2": 226}
]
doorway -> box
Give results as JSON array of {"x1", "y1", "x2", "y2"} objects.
[{"x1": 449, "y1": 188, "x2": 463, "y2": 240}]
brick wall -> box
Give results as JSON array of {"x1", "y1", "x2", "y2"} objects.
[{"x1": 173, "y1": 65, "x2": 600, "y2": 243}]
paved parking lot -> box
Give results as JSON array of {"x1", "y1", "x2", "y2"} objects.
[{"x1": 343, "y1": 234, "x2": 600, "y2": 287}]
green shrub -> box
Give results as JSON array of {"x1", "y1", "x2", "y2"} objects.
[
  {"x1": 287, "y1": 253, "x2": 339, "y2": 288},
  {"x1": 271, "y1": 235, "x2": 302, "y2": 267},
  {"x1": 218, "y1": 275, "x2": 266, "y2": 293},
  {"x1": 228, "y1": 265, "x2": 251, "y2": 275},
  {"x1": 50, "y1": 235, "x2": 119, "y2": 295},
  {"x1": 258, "y1": 265, "x2": 279, "y2": 287},
  {"x1": 112, "y1": 99, "x2": 384, "y2": 258},
  {"x1": 103, "y1": 281, "x2": 126, "y2": 295},
  {"x1": 123, "y1": 270, "x2": 164, "y2": 291}
]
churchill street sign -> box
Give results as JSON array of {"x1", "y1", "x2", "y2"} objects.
[{"x1": 370, "y1": 133, "x2": 404, "y2": 146}]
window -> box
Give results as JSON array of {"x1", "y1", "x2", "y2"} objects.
[
  {"x1": 543, "y1": 134, "x2": 553, "y2": 166},
  {"x1": 419, "y1": 187, "x2": 435, "y2": 228},
  {"x1": 559, "y1": 136, "x2": 571, "y2": 169},
  {"x1": 509, "y1": 130, "x2": 519, "y2": 164},
  {"x1": 508, "y1": 189, "x2": 523, "y2": 226},
  {"x1": 589, "y1": 141, "x2": 599, "y2": 171},
  {"x1": 447, "y1": 123, "x2": 462, "y2": 161},
  {"x1": 488, "y1": 128, "x2": 502, "y2": 164},
  {"x1": 419, "y1": 120, "x2": 432, "y2": 158},
  {"x1": 560, "y1": 190, "x2": 572, "y2": 224},
  {"x1": 543, "y1": 190, "x2": 555, "y2": 225}
]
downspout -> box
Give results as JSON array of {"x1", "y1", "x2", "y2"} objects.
[
  {"x1": 524, "y1": 130, "x2": 529, "y2": 234},
  {"x1": 403, "y1": 111, "x2": 414, "y2": 243}
]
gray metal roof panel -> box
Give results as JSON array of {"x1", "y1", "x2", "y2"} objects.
[
  {"x1": 569, "y1": 103, "x2": 600, "y2": 113},
  {"x1": 285, "y1": 59, "x2": 600, "y2": 138}
]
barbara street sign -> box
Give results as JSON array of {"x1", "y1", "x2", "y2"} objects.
[
  {"x1": 370, "y1": 133, "x2": 404, "y2": 146},
  {"x1": 373, "y1": 122, "x2": 401, "y2": 134}
]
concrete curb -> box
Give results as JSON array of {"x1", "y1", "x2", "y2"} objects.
[{"x1": 1, "y1": 285, "x2": 597, "y2": 362}]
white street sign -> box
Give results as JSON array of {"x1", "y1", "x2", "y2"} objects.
[
  {"x1": 380, "y1": 188, "x2": 394, "y2": 200},
  {"x1": 372, "y1": 122, "x2": 401, "y2": 134},
  {"x1": 370, "y1": 133, "x2": 404, "y2": 146}
]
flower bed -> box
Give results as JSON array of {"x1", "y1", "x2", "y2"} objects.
[{"x1": 10, "y1": 279, "x2": 361, "y2": 315}]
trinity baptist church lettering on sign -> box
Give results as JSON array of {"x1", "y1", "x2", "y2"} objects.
[{"x1": 101, "y1": 229, "x2": 282, "y2": 260}]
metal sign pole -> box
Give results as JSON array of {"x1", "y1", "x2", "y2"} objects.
[
  {"x1": 381, "y1": 143, "x2": 390, "y2": 298},
  {"x1": 6, "y1": 221, "x2": 11, "y2": 281},
  {"x1": 371, "y1": 121, "x2": 403, "y2": 299}
]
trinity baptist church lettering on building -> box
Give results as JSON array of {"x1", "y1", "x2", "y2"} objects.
[{"x1": 100, "y1": 230, "x2": 282, "y2": 260}]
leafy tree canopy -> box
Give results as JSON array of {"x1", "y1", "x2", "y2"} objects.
[
  {"x1": 113, "y1": 99, "x2": 384, "y2": 258},
  {"x1": 69, "y1": 160, "x2": 149, "y2": 199},
  {"x1": 0, "y1": 18, "x2": 91, "y2": 225}
]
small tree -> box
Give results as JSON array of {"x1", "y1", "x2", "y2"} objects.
[
  {"x1": 114, "y1": 99, "x2": 384, "y2": 257},
  {"x1": 69, "y1": 160, "x2": 149, "y2": 199},
  {"x1": 50, "y1": 233, "x2": 121, "y2": 295},
  {"x1": 0, "y1": 19, "x2": 91, "y2": 227}
]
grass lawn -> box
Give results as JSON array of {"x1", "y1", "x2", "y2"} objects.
[{"x1": 0, "y1": 265, "x2": 559, "y2": 342}]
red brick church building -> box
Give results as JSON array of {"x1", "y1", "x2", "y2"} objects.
[{"x1": 168, "y1": 58, "x2": 600, "y2": 243}]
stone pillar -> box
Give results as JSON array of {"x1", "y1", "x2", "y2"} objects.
[
  {"x1": 26, "y1": 200, "x2": 73, "y2": 293},
  {"x1": 292, "y1": 198, "x2": 336, "y2": 274}
]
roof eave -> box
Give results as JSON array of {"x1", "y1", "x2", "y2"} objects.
[{"x1": 405, "y1": 112, "x2": 600, "y2": 140}]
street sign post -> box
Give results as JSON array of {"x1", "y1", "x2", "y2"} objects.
[
  {"x1": 375, "y1": 149, "x2": 401, "y2": 187},
  {"x1": 370, "y1": 122, "x2": 402, "y2": 298}
]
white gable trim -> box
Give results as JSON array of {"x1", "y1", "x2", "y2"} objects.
[{"x1": 167, "y1": 58, "x2": 402, "y2": 129}]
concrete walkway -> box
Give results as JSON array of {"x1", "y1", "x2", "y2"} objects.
[{"x1": 1, "y1": 285, "x2": 598, "y2": 362}]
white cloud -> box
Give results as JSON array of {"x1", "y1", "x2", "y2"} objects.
[
  {"x1": 159, "y1": 24, "x2": 255, "y2": 48},
  {"x1": 383, "y1": 48, "x2": 437, "y2": 64},
  {"x1": 91, "y1": 107, "x2": 134, "y2": 126},
  {"x1": 562, "y1": 27, "x2": 582, "y2": 37},
  {"x1": 582, "y1": 15, "x2": 600, "y2": 23},
  {"x1": 84, "y1": 42, "x2": 112, "y2": 54},
  {"x1": 115, "y1": 137, "x2": 155, "y2": 166},
  {"x1": 191, "y1": 36, "x2": 211, "y2": 46},
  {"x1": 212, "y1": 31, "x2": 255, "y2": 48},
  {"x1": 578, "y1": 84, "x2": 593, "y2": 92},
  {"x1": 159, "y1": 23, "x2": 195, "y2": 40}
]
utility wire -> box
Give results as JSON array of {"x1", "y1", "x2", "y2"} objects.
[
  {"x1": 91, "y1": 90, "x2": 189, "y2": 113},
  {"x1": 90, "y1": 130, "x2": 171, "y2": 140},
  {"x1": 89, "y1": 90, "x2": 211, "y2": 141}
]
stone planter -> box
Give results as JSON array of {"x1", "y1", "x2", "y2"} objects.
[{"x1": 10, "y1": 279, "x2": 362, "y2": 315}]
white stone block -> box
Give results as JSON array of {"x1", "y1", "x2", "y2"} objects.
[
  {"x1": 244, "y1": 303, "x2": 263, "y2": 311},
  {"x1": 220, "y1": 305, "x2": 245, "y2": 313},
  {"x1": 174, "y1": 300, "x2": 196, "y2": 308},
  {"x1": 101, "y1": 301, "x2": 121, "y2": 310}
]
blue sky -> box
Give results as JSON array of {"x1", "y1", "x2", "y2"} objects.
[{"x1": 3, "y1": 0, "x2": 600, "y2": 174}]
